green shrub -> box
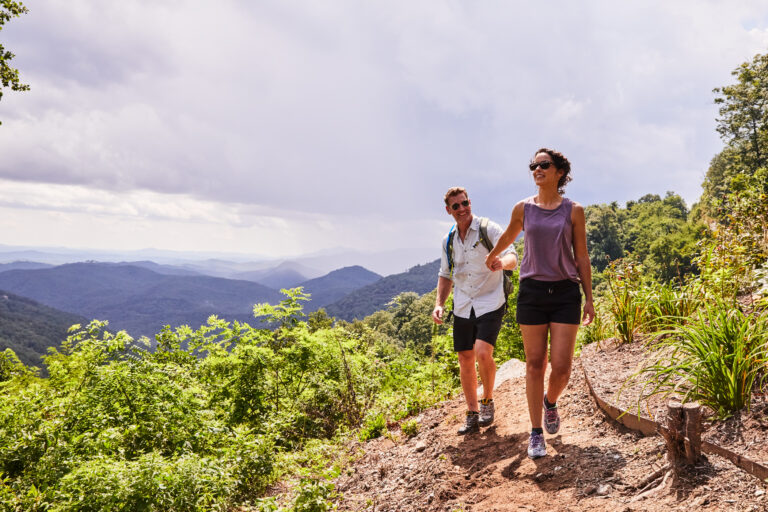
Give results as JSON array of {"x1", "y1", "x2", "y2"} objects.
[
  {"x1": 291, "y1": 478, "x2": 338, "y2": 512},
  {"x1": 636, "y1": 299, "x2": 768, "y2": 419},
  {"x1": 401, "y1": 419, "x2": 420, "y2": 437},
  {"x1": 52, "y1": 452, "x2": 233, "y2": 512},
  {"x1": 358, "y1": 413, "x2": 386, "y2": 441}
]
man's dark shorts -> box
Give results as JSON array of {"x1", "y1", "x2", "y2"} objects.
[
  {"x1": 516, "y1": 278, "x2": 582, "y2": 325},
  {"x1": 453, "y1": 304, "x2": 505, "y2": 352}
]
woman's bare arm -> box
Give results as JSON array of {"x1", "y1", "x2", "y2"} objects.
[
  {"x1": 571, "y1": 202, "x2": 594, "y2": 325},
  {"x1": 486, "y1": 200, "x2": 525, "y2": 270}
]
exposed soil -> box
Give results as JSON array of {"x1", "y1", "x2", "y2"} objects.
[
  {"x1": 334, "y1": 343, "x2": 768, "y2": 511},
  {"x1": 581, "y1": 337, "x2": 768, "y2": 469}
]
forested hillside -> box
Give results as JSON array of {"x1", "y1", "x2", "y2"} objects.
[
  {"x1": 299, "y1": 265, "x2": 382, "y2": 311},
  {"x1": 0, "y1": 263, "x2": 283, "y2": 338},
  {"x1": 0, "y1": 290, "x2": 87, "y2": 367},
  {"x1": 324, "y1": 259, "x2": 440, "y2": 320}
]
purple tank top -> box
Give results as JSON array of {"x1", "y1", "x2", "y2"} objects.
[{"x1": 519, "y1": 197, "x2": 580, "y2": 282}]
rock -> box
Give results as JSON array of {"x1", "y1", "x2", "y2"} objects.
[
  {"x1": 756, "y1": 489, "x2": 765, "y2": 497},
  {"x1": 414, "y1": 441, "x2": 427, "y2": 452},
  {"x1": 596, "y1": 483, "x2": 612, "y2": 496}
]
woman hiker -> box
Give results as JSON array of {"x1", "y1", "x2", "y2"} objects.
[{"x1": 485, "y1": 147, "x2": 594, "y2": 458}]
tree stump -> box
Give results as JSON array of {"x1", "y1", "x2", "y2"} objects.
[
  {"x1": 683, "y1": 402, "x2": 702, "y2": 464},
  {"x1": 662, "y1": 400, "x2": 702, "y2": 483}
]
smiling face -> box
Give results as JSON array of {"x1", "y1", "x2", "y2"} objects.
[
  {"x1": 530, "y1": 152, "x2": 564, "y2": 189},
  {"x1": 445, "y1": 192, "x2": 472, "y2": 223}
]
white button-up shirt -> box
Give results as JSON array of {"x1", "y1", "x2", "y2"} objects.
[{"x1": 438, "y1": 216, "x2": 515, "y2": 319}]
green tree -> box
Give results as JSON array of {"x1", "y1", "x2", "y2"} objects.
[
  {"x1": 714, "y1": 52, "x2": 768, "y2": 172},
  {"x1": 585, "y1": 202, "x2": 625, "y2": 272},
  {"x1": 0, "y1": 0, "x2": 29, "y2": 121}
]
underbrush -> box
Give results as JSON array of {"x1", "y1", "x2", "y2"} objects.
[{"x1": 0, "y1": 290, "x2": 462, "y2": 511}]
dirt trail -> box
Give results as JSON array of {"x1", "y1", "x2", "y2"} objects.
[{"x1": 335, "y1": 357, "x2": 768, "y2": 511}]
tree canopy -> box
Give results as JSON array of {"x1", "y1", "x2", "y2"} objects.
[{"x1": 0, "y1": 0, "x2": 28, "y2": 123}]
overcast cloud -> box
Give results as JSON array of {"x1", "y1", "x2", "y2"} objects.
[{"x1": 1, "y1": 1, "x2": 767, "y2": 266}]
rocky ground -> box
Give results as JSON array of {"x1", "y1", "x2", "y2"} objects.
[{"x1": 334, "y1": 344, "x2": 768, "y2": 511}]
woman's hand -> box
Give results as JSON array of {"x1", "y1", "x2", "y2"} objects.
[
  {"x1": 581, "y1": 299, "x2": 595, "y2": 326},
  {"x1": 485, "y1": 254, "x2": 502, "y2": 271}
]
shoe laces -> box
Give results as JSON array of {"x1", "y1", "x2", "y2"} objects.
[{"x1": 545, "y1": 407, "x2": 558, "y2": 422}]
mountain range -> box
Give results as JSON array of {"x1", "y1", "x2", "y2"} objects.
[
  {"x1": 0, "y1": 258, "x2": 438, "y2": 364},
  {"x1": 324, "y1": 260, "x2": 439, "y2": 321}
]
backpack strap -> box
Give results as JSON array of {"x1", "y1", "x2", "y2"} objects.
[
  {"x1": 446, "y1": 224, "x2": 456, "y2": 277},
  {"x1": 478, "y1": 217, "x2": 494, "y2": 253},
  {"x1": 479, "y1": 216, "x2": 514, "y2": 300}
]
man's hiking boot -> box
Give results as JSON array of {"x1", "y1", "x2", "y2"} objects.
[
  {"x1": 478, "y1": 398, "x2": 495, "y2": 427},
  {"x1": 527, "y1": 431, "x2": 546, "y2": 458},
  {"x1": 543, "y1": 393, "x2": 560, "y2": 435},
  {"x1": 457, "y1": 411, "x2": 480, "y2": 435}
]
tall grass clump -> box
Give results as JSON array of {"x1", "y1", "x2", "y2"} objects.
[
  {"x1": 605, "y1": 258, "x2": 648, "y2": 343},
  {"x1": 640, "y1": 280, "x2": 706, "y2": 332},
  {"x1": 637, "y1": 299, "x2": 768, "y2": 418}
]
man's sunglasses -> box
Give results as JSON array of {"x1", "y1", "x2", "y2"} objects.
[
  {"x1": 450, "y1": 200, "x2": 470, "y2": 210},
  {"x1": 529, "y1": 161, "x2": 554, "y2": 171}
]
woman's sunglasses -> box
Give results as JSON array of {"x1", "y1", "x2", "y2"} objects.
[
  {"x1": 529, "y1": 161, "x2": 554, "y2": 171},
  {"x1": 450, "y1": 200, "x2": 470, "y2": 210}
]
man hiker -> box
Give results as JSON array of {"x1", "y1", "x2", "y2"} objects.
[{"x1": 432, "y1": 186, "x2": 518, "y2": 434}]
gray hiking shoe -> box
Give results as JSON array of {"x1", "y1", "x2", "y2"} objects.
[
  {"x1": 457, "y1": 411, "x2": 479, "y2": 435},
  {"x1": 527, "y1": 431, "x2": 546, "y2": 458},
  {"x1": 543, "y1": 393, "x2": 560, "y2": 435},
  {"x1": 478, "y1": 398, "x2": 495, "y2": 427}
]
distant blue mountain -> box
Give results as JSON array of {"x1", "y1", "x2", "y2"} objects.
[
  {"x1": 324, "y1": 260, "x2": 439, "y2": 321},
  {"x1": 0, "y1": 263, "x2": 283, "y2": 339},
  {"x1": 0, "y1": 261, "x2": 53, "y2": 273},
  {"x1": 299, "y1": 265, "x2": 382, "y2": 311}
]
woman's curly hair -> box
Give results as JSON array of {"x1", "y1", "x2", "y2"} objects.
[{"x1": 533, "y1": 147, "x2": 572, "y2": 194}]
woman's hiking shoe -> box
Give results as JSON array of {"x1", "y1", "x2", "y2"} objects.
[
  {"x1": 543, "y1": 394, "x2": 560, "y2": 434},
  {"x1": 458, "y1": 411, "x2": 480, "y2": 435},
  {"x1": 478, "y1": 398, "x2": 495, "y2": 427},
  {"x1": 527, "y1": 431, "x2": 546, "y2": 458}
]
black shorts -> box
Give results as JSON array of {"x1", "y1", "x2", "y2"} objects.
[
  {"x1": 516, "y1": 278, "x2": 582, "y2": 325},
  {"x1": 453, "y1": 305, "x2": 505, "y2": 352}
]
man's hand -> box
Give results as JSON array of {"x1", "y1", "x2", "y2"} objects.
[
  {"x1": 485, "y1": 254, "x2": 502, "y2": 271},
  {"x1": 432, "y1": 305, "x2": 444, "y2": 324}
]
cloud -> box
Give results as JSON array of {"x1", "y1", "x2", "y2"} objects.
[{"x1": 1, "y1": 0, "x2": 767, "y2": 257}]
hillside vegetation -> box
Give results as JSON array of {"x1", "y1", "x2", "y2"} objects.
[{"x1": 0, "y1": 290, "x2": 87, "y2": 367}]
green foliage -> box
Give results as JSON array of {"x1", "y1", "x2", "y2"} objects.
[
  {"x1": 0, "y1": 286, "x2": 470, "y2": 509},
  {"x1": 0, "y1": 347, "x2": 31, "y2": 382},
  {"x1": 254, "y1": 287, "x2": 311, "y2": 329},
  {"x1": 495, "y1": 287, "x2": 525, "y2": 362},
  {"x1": 290, "y1": 478, "x2": 338, "y2": 512},
  {"x1": 357, "y1": 413, "x2": 386, "y2": 442},
  {"x1": 640, "y1": 280, "x2": 706, "y2": 332},
  {"x1": 604, "y1": 258, "x2": 648, "y2": 343},
  {"x1": 635, "y1": 299, "x2": 768, "y2": 419},
  {"x1": 713, "y1": 53, "x2": 768, "y2": 175},
  {"x1": 401, "y1": 418, "x2": 420, "y2": 437},
  {"x1": 0, "y1": 0, "x2": 29, "y2": 119},
  {"x1": 585, "y1": 193, "x2": 705, "y2": 281}
]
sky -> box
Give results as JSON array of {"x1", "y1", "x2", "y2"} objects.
[{"x1": 1, "y1": 0, "x2": 767, "y2": 269}]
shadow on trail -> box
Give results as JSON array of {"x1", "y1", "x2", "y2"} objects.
[
  {"x1": 443, "y1": 425, "x2": 527, "y2": 471},
  {"x1": 446, "y1": 428, "x2": 631, "y2": 493}
]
